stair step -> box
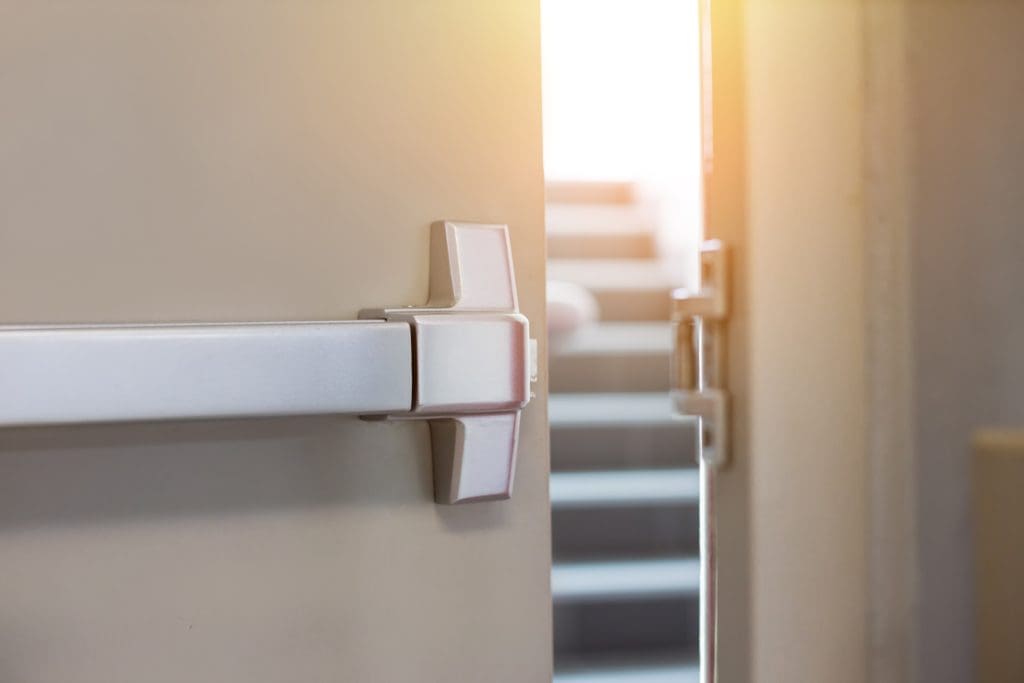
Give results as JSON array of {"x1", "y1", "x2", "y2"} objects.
[
  {"x1": 552, "y1": 505, "x2": 699, "y2": 562},
  {"x1": 548, "y1": 259, "x2": 680, "y2": 290},
  {"x1": 548, "y1": 260, "x2": 679, "y2": 321},
  {"x1": 550, "y1": 323, "x2": 672, "y2": 393},
  {"x1": 546, "y1": 181, "x2": 638, "y2": 205},
  {"x1": 551, "y1": 470, "x2": 699, "y2": 509},
  {"x1": 554, "y1": 662, "x2": 699, "y2": 683},
  {"x1": 551, "y1": 470, "x2": 700, "y2": 561},
  {"x1": 546, "y1": 203, "x2": 656, "y2": 234},
  {"x1": 550, "y1": 392, "x2": 678, "y2": 425},
  {"x1": 548, "y1": 231, "x2": 657, "y2": 260},
  {"x1": 552, "y1": 557, "x2": 700, "y2": 604},
  {"x1": 554, "y1": 599, "x2": 699, "y2": 663},
  {"x1": 550, "y1": 393, "x2": 697, "y2": 471},
  {"x1": 552, "y1": 323, "x2": 673, "y2": 356},
  {"x1": 546, "y1": 203, "x2": 659, "y2": 260}
]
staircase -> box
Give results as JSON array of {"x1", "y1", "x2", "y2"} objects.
[{"x1": 548, "y1": 182, "x2": 700, "y2": 682}]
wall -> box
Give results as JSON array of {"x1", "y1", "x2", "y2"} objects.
[
  {"x1": 907, "y1": 3, "x2": 1024, "y2": 681},
  {"x1": 710, "y1": 3, "x2": 1024, "y2": 680}
]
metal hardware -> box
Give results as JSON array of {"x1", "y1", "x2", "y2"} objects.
[
  {"x1": 672, "y1": 239, "x2": 729, "y2": 683},
  {"x1": 672, "y1": 239, "x2": 729, "y2": 468},
  {"x1": 0, "y1": 222, "x2": 535, "y2": 505},
  {"x1": 361, "y1": 221, "x2": 534, "y2": 503},
  {"x1": 0, "y1": 322, "x2": 413, "y2": 423}
]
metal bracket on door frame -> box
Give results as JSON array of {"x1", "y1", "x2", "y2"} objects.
[
  {"x1": 672, "y1": 239, "x2": 730, "y2": 683},
  {"x1": 0, "y1": 221, "x2": 537, "y2": 505},
  {"x1": 672, "y1": 239, "x2": 729, "y2": 468}
]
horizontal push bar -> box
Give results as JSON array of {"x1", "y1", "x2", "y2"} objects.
[
  {"x1": 0, "y1": 222, "x2": 536, "y2": 504},
  {"x1": 0, "y1": 320, "x2": 413, "y2": 426}
]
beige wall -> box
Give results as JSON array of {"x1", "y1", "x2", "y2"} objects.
[
  {"x1": 906, "y1": 4, "x2": 1024, "y2": 682},
  {"x1": 674, "y1": 2, "x2": 1024, "y2": 680},
  {"x1": 0, "y1": 3, "x2": 551, "y2": 682},
  {"x1": 765, "y1": 4, "x2": 1024, "y2": 680}
]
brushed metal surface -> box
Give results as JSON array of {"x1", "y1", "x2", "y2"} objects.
[
  {"x1": 0, "y1": 321, "x2": 412, "y2": 425},
  {"x1": 412, "y1": 313, "x2": 530, "y2": 414}
]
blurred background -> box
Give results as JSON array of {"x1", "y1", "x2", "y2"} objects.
[{"x1": 541, "y1": 2, "x2": 703, "y2": 681}]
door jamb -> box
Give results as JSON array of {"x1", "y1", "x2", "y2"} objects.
[{"x1": 703, "y1": 1, "x2": 917, "y2": 680}]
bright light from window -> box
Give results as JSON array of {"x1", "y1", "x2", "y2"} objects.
[
  {"x1": 541, "y1": 0, "x2": 701, "y2": 184},
  {"x1": 541, "y1": 0, "x2": 703, "y2": 275}
]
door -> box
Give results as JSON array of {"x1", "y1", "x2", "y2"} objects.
[{"x1": 0, "y1": 3, "x2": 551, "y2": 682}]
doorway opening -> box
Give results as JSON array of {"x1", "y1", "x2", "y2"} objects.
[{"x1": 542, "y1": 1, "x2": 705, "y2": 681}]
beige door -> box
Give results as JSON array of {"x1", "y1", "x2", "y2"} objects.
[{"x1": 0, "y1": 3, "x2": 550, "y2": 682}]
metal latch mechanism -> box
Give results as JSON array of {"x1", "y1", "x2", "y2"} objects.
[
  {"x1": 672, "y1": 240, "x2": 730, "y2": 683},
  {"x1": 361, "y1": 221, "x2": 538, "y2": 504},
  {"x1": 672, "y1": 239, "x2": 729, "y2": 468}
]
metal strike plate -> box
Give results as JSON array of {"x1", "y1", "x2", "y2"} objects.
[
  {"x1": 672, "y1": 240, "x2": 730, "y2": 469},
  {"x1": 361, "y1": 221, "x2": 536, "y2": 504},
  {"x1": 673, "y1": 239, "x2": 728, "y2": 321}
]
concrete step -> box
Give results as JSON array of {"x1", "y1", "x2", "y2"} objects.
[
  {"x1": 552, "y1": 557, "x2": 700, "y2": 604},
  {"x1": 548, "y1": 231, "x2": 658, "y2": 260},
  {"x1": 550, "y1": 469, "x2": 699, "y2": 510},
  {"x1": 550, "y1": 323, "x2": 672, "y2": 393},
  {"x1": 552, "y1": 563, "x2": 699, "y2": 662},
  {"x1": 554, "y1": 598, "x2": 698, "y2": 666},
  {"x1": 546, "y1": 203, "x2": 659, "y2": 260},
  {"x1": 552, "y1": 504, "x2": 699, "y2": 562},
  {"x1": 546, "y1": 203, "x2": 656, "y2": 234},
  {"x1": 546, "y1": 181, "x2": 638, "y2": 205},
  {"x1": 551, "y1": 470, "x2": 700, "y2": 561},
  {"x1": 554, "y1": 661, "x2": 699, "y2": 683},
  {"x1": 548, "y1": 259, "x2": 679, "y2": 321},
  {"x1": 549, "y1": 393, "x2": 697, "y2": 471}
]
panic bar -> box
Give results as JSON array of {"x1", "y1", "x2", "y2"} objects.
[{"x1": 0, "y1": 222, "x2": 535, "y2": 504}]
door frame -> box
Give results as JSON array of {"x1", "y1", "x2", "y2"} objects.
[{"x1": 701, "y1": 2, "x2": 915, "y2": 680}]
